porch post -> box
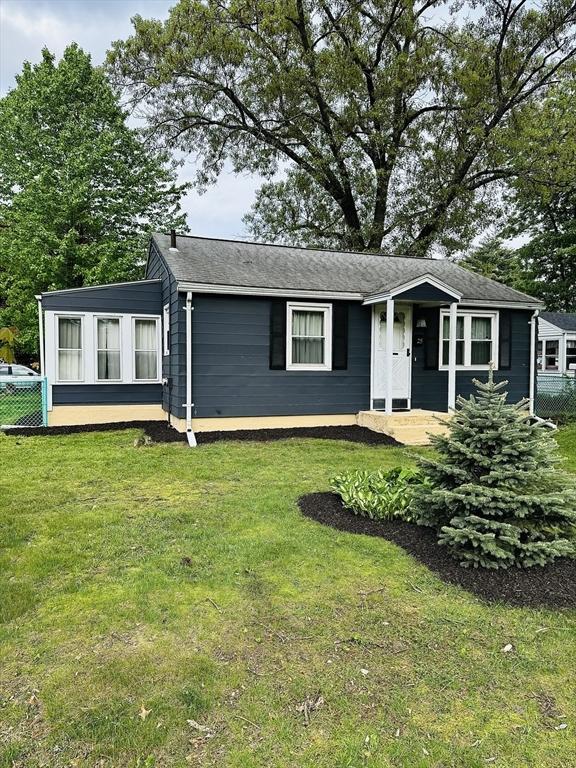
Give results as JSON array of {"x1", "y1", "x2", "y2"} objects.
[
  {"x1": 385, "y1": 298, "x2": 394, "y2": 414},
  {"x1": 448, "y1": 300, "x2": 458, "y2": 411}
]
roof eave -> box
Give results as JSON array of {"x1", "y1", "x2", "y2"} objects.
[
  {"x1": 362, "y1": 273, "x2": 462, "y2": 305},
  {"x1": 459, "y1": 298, "x2": 544, "y2": 310},
  {"x1": 177, "y1": 281, "x2": 365, "y2": 301}
]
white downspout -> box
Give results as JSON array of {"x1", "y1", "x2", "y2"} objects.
[
  {"x1": 35, "y1": 295, "x2": 45, "y2": 374},
  {"x1": 184, "y1": 291, "x2": 197, "y2": 447},
  {"x1": 529, "y1": 309, "x2": 539, "y2": 416},
  {"x1": 447, "y1": 301, "x2": 458, "y2": 411}
]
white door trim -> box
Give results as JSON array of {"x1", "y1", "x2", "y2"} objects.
[{"x1": 370, "y1": 303, "x2": 413, "y2": 410}]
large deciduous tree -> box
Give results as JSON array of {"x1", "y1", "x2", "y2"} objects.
[
  {"x1": 108, "y1": 0, "x2": 576, "y2": 255},
  {"x1": 507, "y1": 78, "x2": 576, "y2": 311},
  {"x1": 0, "y1": 45, "x2": 188, "y2": 357}
]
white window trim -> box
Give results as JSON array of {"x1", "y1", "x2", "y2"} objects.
[
  {"x1": 94, "y1": 315, "x2": 123, "y2": 382},
  {"x1": 565, "y1": 335, "x2": 576, "y2": 373},
  {"x1": 163, "y1": 304, "x2": 170, "y2": 356},
  {"x1": 286, "y1": 302, "x2": 333, "y2": 371},
  {"x1": 539, "y1": 337, "x2": 561, "y2": 372},
  {"x1": 439, "y1": 309, "x2": 499, "y2": 371},
  {"x1": 47, "y1": 311, "x2": 162, "y2": 385},
  {"x1": 56, "y1": 314, "x2": 84, "y2": 383},
  {"x1": 132, "y1": 316, "x2": 161, "y2": 382}
]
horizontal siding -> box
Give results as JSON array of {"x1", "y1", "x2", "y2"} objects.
[
  {"x1": 52, "y1": 384, "x2": 162, "y2": 405},
  {"x1": 538, "y1": 317, "x2": 564, "y2": 338},
  {"x1": 146, "y1": 244, "x2": 185, "y2": 416},
  {"x1": 394, "y1": 285, "x2": 457, "y2": 302},
  {"x1": 192, "y1": 294, "x2": 371, "y2": 418},
  {"x1": 42, "y1": 281, "x2": 162, "y2": 314},
  {"x1": 411, "y1": 308, "x2": 532, "y2": 410}
]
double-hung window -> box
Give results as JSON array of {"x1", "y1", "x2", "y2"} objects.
[
  {"x1": 134, "y1": 318, "x2": 160, "y2": 380},
  {"x1": 57, "y1": 317, "x2": 83, "y2": 381},
  {"x1": 566, "y1": 339, "x2": 576, "y2": 372},
  {"x1": 545, "y1": 340, "x2": 559, "y2": 371},
  {"x1": 96, "y1": 318, "x2": 121, "y2": 380},
  {"x1": 287, "y1": 303, "x2": 332, "y2": 371},
  {"x1": 440, "y1": 310, "x2": 498, "y2": 369}
]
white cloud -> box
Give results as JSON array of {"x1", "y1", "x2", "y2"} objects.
[{"x1": 179, "y1": 166, "x2": 265, "y2": 240}]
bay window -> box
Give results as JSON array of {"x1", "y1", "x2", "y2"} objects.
[
  {"x1": 58, "y1": 317, "x2": 83, "y2": 381},
  {"x1": 96, "y1": 318, "x2": 121, "y2": 380},
  {"x1": 134, "y1": 318, "x2": 159, "y2": 380},
  {"x1": 440, "y1": 310, "x2": 498, "y2": 369},
  {"x1": 287, "y1": 303, "x2": 332, "y2": 370}
]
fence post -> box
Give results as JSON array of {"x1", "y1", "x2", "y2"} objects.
[{"x1": 41, "y1": 377, "x2": 48, "y2": 427}]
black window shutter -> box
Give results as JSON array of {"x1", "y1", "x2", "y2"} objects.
[
  {"x1": 332, "y1": 302, "x2": 348, "y2": 370},
  {"x1": 269, "y1": 299, "x2": 287, "y2": 369},
  {"x1": 499, "y1": 310, "x2": 512, "y2": 370},
  {"x1": 424, "y1": 307, "x2": 440, "y2": 369}
]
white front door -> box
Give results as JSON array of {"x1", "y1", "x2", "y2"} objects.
[{"x1": 373, "y1": 303, "x2": 412, "y2": 407}]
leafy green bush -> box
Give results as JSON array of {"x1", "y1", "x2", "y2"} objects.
[{"x1": 330, "y1": 467, "x2": 425, "y2": 522}]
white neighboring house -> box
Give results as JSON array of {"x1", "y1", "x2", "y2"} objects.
[{"x1": 538, "y1": 312, "x2": 576, "y2": 376}]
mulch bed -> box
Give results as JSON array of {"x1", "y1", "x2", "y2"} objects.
[
  {"x1": 298, "y1": 492, "x2": 576, "y2": 609},
  {"x1": 3, "y1": 421, "x2": 401, "y2": 447}
]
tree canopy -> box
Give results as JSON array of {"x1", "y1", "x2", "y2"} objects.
[
  {"x1": 507, "y1": 78, "x2": 576, "y2": 311},
  {"x1": 0, "y1": 44, "x2": 188, "y2": 356},
  {"x1": 109, "y1": 0, "x2": 576, "y2": 255},
  {"x1": 461, "y1": 77, "x2": 576, "y2": 311}
]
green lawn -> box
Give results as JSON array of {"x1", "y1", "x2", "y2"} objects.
[
  {"x1": 0, "y1": 427, "x2": 575, "y2": 768},
  {"x1": 0, "y1": 386, "x2": 42, "y2": 427}
]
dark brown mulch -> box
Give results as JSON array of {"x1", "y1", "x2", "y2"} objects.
[
  {"x1": 196, "y1": 425, "x2": 401, "y2": 446},
  {"x1": 3, "y1": 420, "x2": 185, "y2": 442},
  {"x1": 3, "y1": 421, "x2": 400, "y2": 447},
  {"x1": 298, "y1": 492, "x2": 576, "y2": 609}
]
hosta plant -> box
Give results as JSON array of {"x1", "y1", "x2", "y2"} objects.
[{"x1": 330, "y1": 467, "x2": 425, "y2": 522}]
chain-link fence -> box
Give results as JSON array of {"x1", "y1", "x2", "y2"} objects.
[
  {"x1": 0, "y1": 377, "x2": 47, "y2": 428},
  {"x1": 535, "y1": 374, "x2": 576, "y2": 422}
]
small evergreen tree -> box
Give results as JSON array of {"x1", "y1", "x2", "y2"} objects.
[{"x1": 414, "y1": 372, "x2": 576, "y2": 568}]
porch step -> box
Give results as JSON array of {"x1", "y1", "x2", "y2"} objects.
[{"x1": 357, "y1": 409, "x2": 451, "y2": 446}]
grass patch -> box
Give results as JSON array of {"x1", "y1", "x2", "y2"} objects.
[
  {"x1": 0, "y1": 386, "x2": 42, "y2": 426},
  {"x1": 0, "y1": 429, "x2": 574, "y2": 767}
]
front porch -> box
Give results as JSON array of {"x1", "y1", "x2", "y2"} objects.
[
  {"x1": 358, "y1": 408, "x2": 451, "y2": 445},
  {"x1": 365, "y1": 273, "x2": 462, "y2": 416}
]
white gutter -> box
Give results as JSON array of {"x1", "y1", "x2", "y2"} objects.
[
  {"x1": 177, "y1": 281, "x2": 542, "y2": 310},
  {"x1": 177, "y1": 281, "x2": 363, "y2": 301},
  {"x1": 35, "y1": 295, "x2": 45, "y2": 375},
  {"x1": 529, "y1": 309, "x2": 539, "y2": 416},
  {"x1": 184, "y1": 291, "x2": 197, "y2": 447},
  {"x1": 42, "y1": 278, "x2": 161, "y2": 295},
  {"x1": 458, "y1": 299, "x2": 543, "y2": 310}
]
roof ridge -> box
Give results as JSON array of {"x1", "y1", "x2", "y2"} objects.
[{"x1": 153, "y1": 231, "x2": 434, "y2": 262}]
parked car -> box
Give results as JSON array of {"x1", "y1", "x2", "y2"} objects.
[
  {"x1": 0, "y1": 363, "x2": 39, "y2": 377},
  {"x1": 0, "y1": 364, "x2": 40, "y2": 394}
]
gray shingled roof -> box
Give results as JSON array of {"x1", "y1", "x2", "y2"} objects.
[
  {"x1": 152, "y1": 233, "x2": 542, "y2": 306},
  {"x1": 540, "y1": 312, "x2": 576, "y2": 331}
]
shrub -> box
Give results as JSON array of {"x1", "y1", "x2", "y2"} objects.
[
  {"x1": 413, "y1": 371, "x2": 576, "y2": 569},
  {"x1": 330, "y1": 467, "x2": 425, "y2": 522}
]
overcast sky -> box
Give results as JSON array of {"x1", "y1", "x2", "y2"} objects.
[{"x1": 0, "y1": 0, "x2": 263, "y2": 239}]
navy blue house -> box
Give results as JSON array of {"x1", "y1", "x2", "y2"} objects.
[{"x1": 39, "y1": 232, "x2": 543, "y2": 442}]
